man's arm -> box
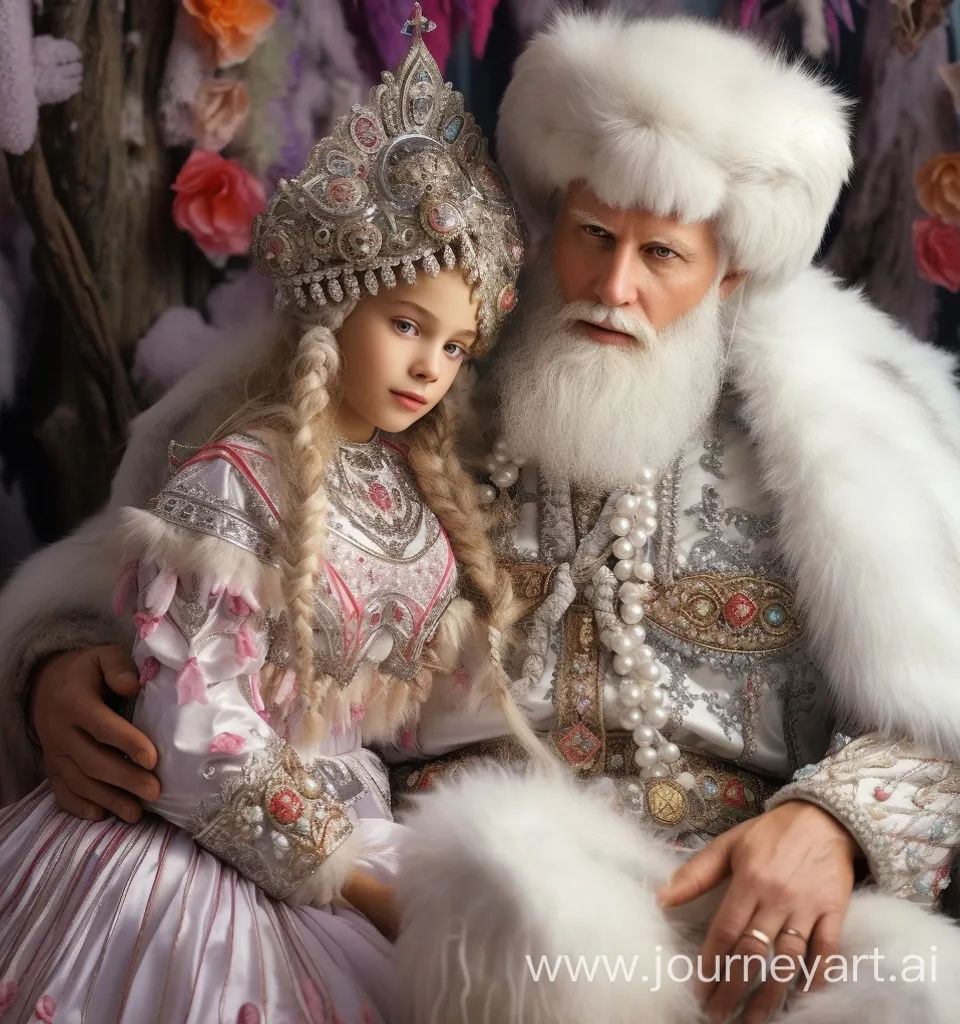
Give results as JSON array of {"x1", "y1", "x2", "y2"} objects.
[
  {"x1": 0, "y1": 507, "x2": 132, "y2": 806},
  {"x1": 765, "y1": 731, "x2": 960, "y2": 902},
  {"x1": 659, "y1": 730, "x2": 960, "y2": 1023}
]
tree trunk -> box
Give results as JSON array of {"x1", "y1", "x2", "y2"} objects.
[{"x1": 3, "y1": 0, "x2": 184, "y2": 539}]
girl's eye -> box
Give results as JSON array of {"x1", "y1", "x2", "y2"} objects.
[
  {"x1": 443, "y1": 342, "x2": 465, "y2": 359},
  {"x1": 393, "y1": 318, "x2": 418, "y2": 336}
]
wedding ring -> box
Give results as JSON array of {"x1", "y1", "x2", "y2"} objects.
[
  {"x1": 780, "y1": 927, "x2": 808, "y2": 942},
  {"x1": 741, "y1": 928, "x2": 773, "y2": 947}
]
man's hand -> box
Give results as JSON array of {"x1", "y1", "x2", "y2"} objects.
[
  {"x1": 31, "y1": 646, "x2": 160, "y2": 823},
  {"x1": 341, "y1": 869, "x2": 400, "y2": 942},
  {"x1": 658, "y1": 801, "x2": 862, "y2": 1024}
]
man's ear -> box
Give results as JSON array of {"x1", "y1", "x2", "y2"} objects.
[{"x1": 719, "y1": 269, "x2": 747, "y2": 302}]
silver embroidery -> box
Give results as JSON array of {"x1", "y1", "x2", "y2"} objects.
[
  {"x1": 768, "y1": 734, "x2": 960, "y2": 901},
  {"x1": 326, "y1": 432, "x2": 432, "y2": 560},
  {"x1": 314, "y1": 436, "x2": 459, "y2": 684},
  {"x1": 189, "y1": 735, "x2": 355, "y2": 900},
  {"x1": 149, "y1": 433, "x2": 280, "y2": 564}
]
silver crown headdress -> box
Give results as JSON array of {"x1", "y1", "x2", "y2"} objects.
[{"x1": 252, "y1": 4, "x2": 525, "y2": 350}]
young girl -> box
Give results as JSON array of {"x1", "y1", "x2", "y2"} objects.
[{"x1": 0, "y1": 10, "x2": 540, "y2": 1021}]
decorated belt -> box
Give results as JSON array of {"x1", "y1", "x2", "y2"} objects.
[{"x1": 389, "y1": 734, "x2": 784, "y2": 837}]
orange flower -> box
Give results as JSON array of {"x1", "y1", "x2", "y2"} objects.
[
  {"x1": 192, "y1": 78, "x2": 251, "y2": 151},
  {"x1": 915, "y1": 153, "x2": 960, "y2": 224},
  {"x1": 172, "y1": 150, "x2": 266, "y2": 257},
  {"x1": 182, "y1": 0, "x2": 277, "y2": 68}
]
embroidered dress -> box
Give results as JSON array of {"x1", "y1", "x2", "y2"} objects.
[{"x1": 0, "y1": 432, "x2": 457, "y2": 1023}]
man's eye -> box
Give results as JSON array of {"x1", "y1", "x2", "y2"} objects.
[
  {"x1": 650, "y1": 246, "x2": 677, "y2": 260},
  {"x1": 583, "y1": 225, "x2": 610, "y2": 239}
]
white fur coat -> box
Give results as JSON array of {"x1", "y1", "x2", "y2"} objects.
[{"x1": 2, "y1": 267, "x2": 960, "y2": 803}]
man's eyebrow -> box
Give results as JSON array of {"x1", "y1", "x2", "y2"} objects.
[{"x1": 570, "y1": 207, "x2": 616, "y2": 233}]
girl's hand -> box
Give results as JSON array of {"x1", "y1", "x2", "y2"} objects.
[{"x1": 341, "y1": 869, "x2": 401, "y2": 941}]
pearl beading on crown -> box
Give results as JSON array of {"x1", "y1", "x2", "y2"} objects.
[
  {"x1": 251, "y1": 4, "x2": 524, "y2": 350},
  {"x1": 481, "y1": 447, "x2": 678, "y2": 776}
]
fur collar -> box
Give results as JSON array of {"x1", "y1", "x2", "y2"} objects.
[{"x1": 731, "y1": 266, "x2": 960, "y2": 757}]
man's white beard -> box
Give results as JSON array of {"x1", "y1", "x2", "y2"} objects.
[{"x1": 494, "y1": 252, "x2": 729, "y2": 492}]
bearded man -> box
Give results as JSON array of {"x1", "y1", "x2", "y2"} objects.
[
  {"x1": 383, "y1": 12, "x2": 960, "y2": 1024},
  {"x1": 2, "y1": 11, "x2": 960, "y2": 1024}
]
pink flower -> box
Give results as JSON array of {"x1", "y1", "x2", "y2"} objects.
[
  {"x1": 175, "y1": 657, "x2": 209, "y2": 705},
  {"x1": 140, "y1": 656, "x2": 161, "y2": 688},
  {"x1": 236, "y1": 1004, "x2": 261, "y2": 1024},
  {"x1": 172, "y1": 150, "x2": 265, "y2": 257},
  {"x1": 228, "y1": 591, "x2": 252, "y2": 617},
  {"x1": 209, "y1": 731, "x2": 246, "y2": 754},
  {"x1": 183, "y1": 0, "x2": 277, "y2": 68},
  {"x1": 349, "y1": 702, "x2": 365, "y2": 723},
  {"x1": 235, "y1": 623, "x2": 259, "y2": 662},
  {"x1": 913, "y1": 216, "x2": 960, "y2": 291},
  {"x1": 873, "y1": 786, "x2": 891, "y2": 802},
  {"x1": 35, "y1": 994, "x2": 56, "y2": 1023},
  {"x1": 133, "y1": 613, "x2": 163, "y2": 638},
  {"x1": 0, "y1": 979, "x2": 18, "y2": 1013},
  {"x1": 192, "y1": 78, "x2": 250, "y2": 151}
]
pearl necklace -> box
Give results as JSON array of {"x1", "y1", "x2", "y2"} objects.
[
  {"x1": 477, "y1": 439, "x2": 520, "y2": 505},
  {"x1": 479, "y1": 446, "x2": 677, "y2": 778}
]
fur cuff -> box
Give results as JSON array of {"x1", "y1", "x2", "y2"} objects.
[
  {"x1": 117, "y1": 507, "x2": 284, "y2": 615},
  {"x1": 284, "y1": 829, "x2": 362, "y2": 909}
]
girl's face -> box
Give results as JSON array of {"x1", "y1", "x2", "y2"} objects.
[{"x1": 334, "y1": 269, "x2": 479, "y2": 441}]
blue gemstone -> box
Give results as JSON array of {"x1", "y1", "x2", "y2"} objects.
[
  {"x1": 703, "y1": 779, "x2": 719, "y2": 797},
  {"x1": 443, "y1": 116, "x2": 464, "y2": 142},
  {"x1": 764, "y1": 604, "x2": 786, "y2": 627}
]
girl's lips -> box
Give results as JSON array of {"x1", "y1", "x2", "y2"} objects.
[{"x1": 390, "y1": 390, "x2": 427, "y2": 411}]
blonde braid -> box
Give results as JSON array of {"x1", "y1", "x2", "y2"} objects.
[
  {"x1": 278, "y1": 319, "x2": 345, "y2": 738},
  {"x1": 407, "y1": 399, "x2": 555, "y2": 768}
]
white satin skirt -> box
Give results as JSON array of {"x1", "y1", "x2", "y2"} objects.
[{"x1": 0, "y1": 785, "x2": 398, "y2": 1024}]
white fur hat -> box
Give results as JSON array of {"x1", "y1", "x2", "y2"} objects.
[{"x1": 496, "y1": 13, "x2": 854, "y2": 290}]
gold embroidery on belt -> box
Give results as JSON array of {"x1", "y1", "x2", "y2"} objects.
[
  {"x1": 501, "y1": 560, "x2": 557, "y2": 616},
  {"x1": 552, "y1": 601, "x2": 606, "y2": 777},
  {"x1": 645, "y1": 574, "x2": 801, "y2": 654},
  {"x1": 389, "y1": 737, "x2": 781, "y2": 838}
]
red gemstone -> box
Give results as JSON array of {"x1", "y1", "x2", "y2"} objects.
[
  {"x1": 721, "y1": 778, "x2": 746, "y2": 809},
  {"x1": 326, "y1": 177, "x2": 359, "y2": 205},
  {"x1": 352, "y1": 115, "x2": 381, "y2": 150},
  {"x1": 556, "y1": 723, "x2": 601, "y2": 766},
  {"x1": 723, "y1": 594, "x2": 758, "y2": 629},
  {"x1": 268, "y1": 789, "x2": 303, "y2": 825},
  {"x1": 873, "y1": 786, "x2": 890, "y2": 802}
]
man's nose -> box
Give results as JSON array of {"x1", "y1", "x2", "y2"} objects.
[{"x1": 593, "y1": 245, "x2": 642, "y2": 308}]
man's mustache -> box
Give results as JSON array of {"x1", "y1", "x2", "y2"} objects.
[{"x1": 556, "y1": 301, "x2": 656, "y2": 347}]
